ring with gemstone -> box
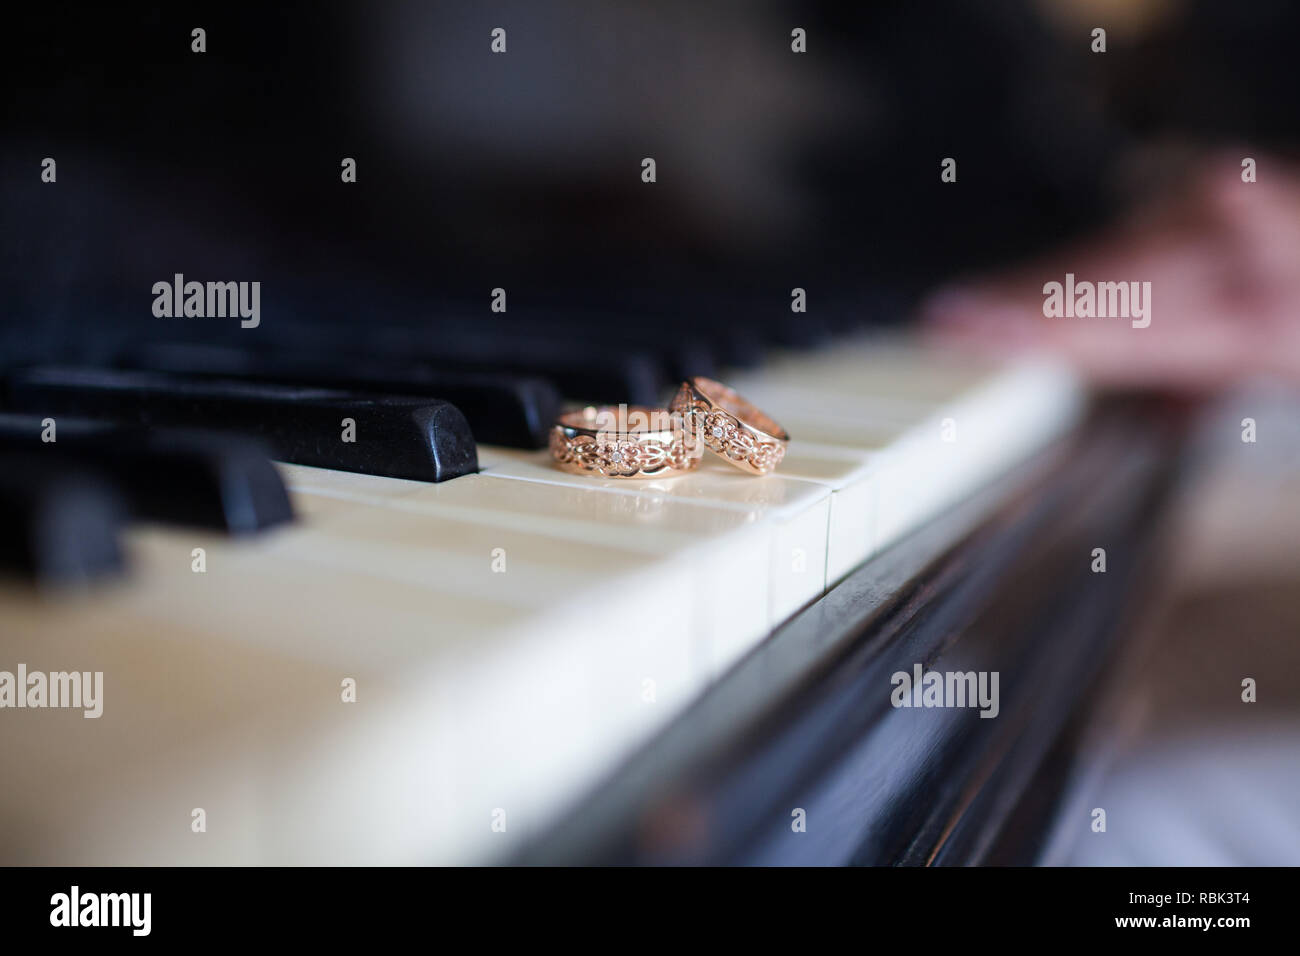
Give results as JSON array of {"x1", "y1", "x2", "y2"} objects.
[
  {"x1": 549, "y1": 405, "x2": 700, "y2": 479},
  {"x1": 670, "y1": 377, "x2": 790, "y2": 476}
]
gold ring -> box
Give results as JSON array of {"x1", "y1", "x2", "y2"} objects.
[
  {"x1": 549, "y1": 405, "x2": 700, "y2": 479},
  {"x1": 671, "y1": 377, "x2": 789, "y2": 475}
]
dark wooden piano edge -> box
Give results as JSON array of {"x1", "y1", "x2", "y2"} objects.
[{"x1": 509, "y1": 397, "x2": 1188, "y2": 866}]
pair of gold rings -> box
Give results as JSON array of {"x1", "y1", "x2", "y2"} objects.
[{"x1": 549, "y1": 376, "x2": 790, "y2": 479}]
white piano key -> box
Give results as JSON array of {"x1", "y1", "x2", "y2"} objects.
[
  {"x1": 478, "y1": 446, "x2": 828, "y2": 520},
  {"x1": 735, "y1": 347, "x2": 1085, "y2": 561},
  {"x1": 872, "y1": 359, "x2": 1087, "y2": 549},
  {"x1": 743, "y1": 335, "x2": 999, "y2": 402},
  {"x1": 477, "y1": 447, "x2": 833, "y2": 653},
  {"x1": 0, "y1": 523, "x2": 701, "y2": 863},
  {"x1": 778, "y1": 443, "x2": 882, "y2": 585},
  {"x1": 275, "y1": 461, "x2": 430, "y2": 518}
]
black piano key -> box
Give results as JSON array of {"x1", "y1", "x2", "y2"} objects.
[
  {"x1": 3, "y1": 367, "x2": 478, "y2": 483},
  {"x1": 264, "y1": 324, "x2": 665, "y2": 405},
  {"x1": 0, "y1": 453, "x2": 125, "y2": 584},
  {"x1": 695, "y1": 306, "x2": 831, "y2": 350},
  {"x1": 454, "y1": 294, "x2": 760, "y2": 370},
  {"x1": 119, "y1": 343, "x2": 560, "y2": 449},
  {"x1": 369, "y1": 329, "x2": 666, "y2": 406},
  {"x1": 439, "y1": 312, "x2": 720, "y2": 383},
  {"x1": 274, "y1": 289, "x2": 702, "y2": 391},
  {"x1": 502, "y1": 281, "x2": 769, "y2": 366},
  {"x1": 663, "y1": 318, "x2": 764, "y2": 368},
  {"x1": 0, "y1": 414, "x2": 293, "y2": 533},
  {"x1": 195, "y1": 323, "x2": 665, "y2": 406},
  {"x1": 127, "y1": 294, "x2": 672, "y2": 403}
]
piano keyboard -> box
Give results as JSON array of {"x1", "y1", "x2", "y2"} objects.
[{"x1": 0, "y1": 336, "x2": 1084, "y2": 864}]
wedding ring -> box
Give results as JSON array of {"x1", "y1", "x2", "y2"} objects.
[
  {"x1": 549, "y1": 405, "x2": 700, "y2": 478},
  {"x1": 671, "y1": 376, "x2": 789, "y2": 475}
]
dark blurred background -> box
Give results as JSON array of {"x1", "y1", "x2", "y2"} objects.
[{"x1": 4, "y1": 0, "x2": 1299, "y2": 365}]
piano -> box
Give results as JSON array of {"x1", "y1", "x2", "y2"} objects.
[
  {"x1": 1, "y1": 3, "x2": 1191, "y2": 867},
  {"x1": 0, "y1": 322, "x2": 1183, "y2": 865}
]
